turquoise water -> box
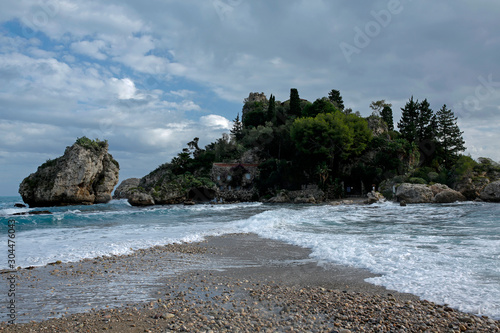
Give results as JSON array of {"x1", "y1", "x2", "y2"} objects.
[{"x1": 1, "y1": 196, "x2": 499, "y2": 319}]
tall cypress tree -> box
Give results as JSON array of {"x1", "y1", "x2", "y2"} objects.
[
  {"x1": 289, "y1": 88, "x2": 301, "y2": 118},
  {"x1": 436, "y1": 104, "x2": 465, "y2": 168},
  {"x1": 381, "y1": 105, "x2": 394, "y2": 131},
  {"x1": 267, "y1": 94, "x2": 276, "y2": 122},
  {"x1": 398, "y1": 96, "x2": 419, "y2": 143}
]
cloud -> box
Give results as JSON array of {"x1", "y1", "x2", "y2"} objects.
[
  {"x1": 1, "y1": 0, "x2": 500, "y2": 195},
  {"x1": 71, "y1": 39, "x2": 108, "y2": 60},
  {"x1": 200, "y1": 115, "x2": 232, "y2": 129}
]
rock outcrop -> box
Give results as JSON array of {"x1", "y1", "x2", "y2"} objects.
[
  {"x1": 113, "y1": 178, "x2": 141, "y2": 200},
  {"x1": 19, "y1": 138, "x2": 119, "y2": 207},
  {"x1": 366, "y1": 191, "x2": 385, "y2": 204},
  {"x1": 126, "y1": 163, "x2": 217, "y2": 206},
  {"x1": 434, "y1": 189, "x2": 466, "y2": 203},
  {"x1": 396, "y1": 183, "x2": 434, "y2": 203},
  {"x1": 267, "y1": 187, "x2": 325, "y2": 204},
  {"x1": 396, "y1": 183, "x2": 468, "y2": 204},
  {"x1": 128, "y1": 192, "x2": 155, "y2": 206},
  {"x1": 430, "y1": 184, "x2": 466, "y2": 203},
  {"x1": 480, "y1": 180, "x2": 500, "y2": 202}
]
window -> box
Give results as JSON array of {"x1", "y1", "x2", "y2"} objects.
[
  {"x1": 245, "y1": 173, "x2": 251, "y2": 180},
  {"x1": 227, "y1": 175, "x2": 232, "y2": 181}
]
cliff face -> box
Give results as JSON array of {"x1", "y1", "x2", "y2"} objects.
[{"x1": 19, "y1": 139, "x2": 119, "y2": 207}]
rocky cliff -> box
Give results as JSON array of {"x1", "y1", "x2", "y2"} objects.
[
  {"x1": 19, "y1": 137, "x2": 119, "y2": 207},
  {"x1": 127, "y1": 163, "x2": 216, "y2": 206}
]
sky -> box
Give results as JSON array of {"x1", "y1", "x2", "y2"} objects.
[{"x1": 1, "y1": 0, "x2": 499, "y2": 196}]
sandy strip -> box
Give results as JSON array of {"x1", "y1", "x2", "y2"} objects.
[{"x1": 1, "y1": 233, "x2": 499, "y2": 332}]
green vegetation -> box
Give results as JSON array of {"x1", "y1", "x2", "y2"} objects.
[
  {"x1": 147, "y1": 89, "x2": 477, "y2": 199},
  {"x1": 75, "y1": 136, "x2": 108, "y2": 151}
]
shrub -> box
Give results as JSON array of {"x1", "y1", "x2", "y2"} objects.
[
  {"x1": 408, "y1": 177, "x2": 427, "y2": 184},
  {"x1": 75, "y1": 136, "x2": 108, "y2": 151}
]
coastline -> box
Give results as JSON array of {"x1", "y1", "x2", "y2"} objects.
[{"x1": 1, "y1": 233, "x2": 499, "y2": 332}]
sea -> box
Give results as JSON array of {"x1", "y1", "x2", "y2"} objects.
[{"x1": 1, "y1": 196, "x2": 499, "y2": 319}]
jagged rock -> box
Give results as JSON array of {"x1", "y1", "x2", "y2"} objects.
[
  {"x1": 480, "y1": 180, "x2": 500, "y2": 202},
  {"x1": 396, "y1": 183, "x2": 434, "y2": 203},
  {"x1": 400, "y1": 200, "x2": 407, "y2": 206},
  {"x1": 268, "y1": 192, "x2": 291, "y2": 203},
  {"x1": 14, "y1": 203, "x2": 26, "y2": 208},
  {"x1": 294, "y1": 195, "x2": 316, "y2": 204},
  {"x1": 128, "y1": 192, "x2": 155, "y2": 206},
  {"x1": 430, "y1": 183, "x2": 450, "y2": 196},
  {"x1": 113, "y1": 178, "x2": 141, "y2": 200},
  {"x1": 434, "y1": 189, "x2": 467, "y2": 203},
  {"x1": 19, "y1": 138, "x2": 119, "y2": 207},
  {"x1": 365, "y1": 191, "x2": 385, "y2": 204},
  {"x1": 455, "y1": 177, "x2": 490, "y2": 200}
]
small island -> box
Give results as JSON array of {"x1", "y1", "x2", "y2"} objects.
[
  {"x1": 115, "y1": 89, "x2": 500, "y2": 206},
  {"x1": 18, "y1": 137, "x2": 119, "y2": 207}
]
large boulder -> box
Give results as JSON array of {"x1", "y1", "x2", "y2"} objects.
[
  {"x1": 128, "y1": 192, "x2": 155, "y2": 206},
  {"x1": 434, "y1": 189, "x2": 467, "y2": 203},
  {"x1": 19, "y1": 138, "x2": 119, "y2": 207},
  {"x1": 430, "y1": 183, "x2": 450, "y2": 196},
  {"x1": 396, "y1": 183, "x2": 434, "y2": 203},
  {"x1": 113, "y1": 178, "x2": 141, "y2": 200},
  {"x1": 480, "y1": 180, "x2": 500, "y2": 202}
]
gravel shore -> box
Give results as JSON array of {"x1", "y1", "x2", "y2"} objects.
[{"x1": 1, "y1": 233, "x2": 499, "y2": 332}]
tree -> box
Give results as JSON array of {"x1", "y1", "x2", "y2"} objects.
[
  {"x1": 230, "y1": 113, "x2": 243, "y2": 142},
  {"x1": 369, "y1": 100, "x2": 392, "y2": 116},
  {"x1": 416, "y1": 99, "x2": 435, "y2": 143},
  {"x1": 302, "y1": 97, "x2": 337, "y2": 117},
  {"x1": 328, "y1": 89, "x2": 344, "y2": 111},
  {"x1": 242, "y1": 103, "x2": 266, "y2": 128},
  {"x1": 381, "y1": 105, "x2": 394, "y2": 131},
  {"x1": 267, "y1": 94, "x2": 276, "y2": 122},
  {"x1": 398, "y1": 96, "x2": 419, "y2": 143},
  {"x1": 435, "y1": 104, "x2": 465, "y2": 168},
  {"x1": 289, "y1": 88, "x2": 301, "y2": 118}
]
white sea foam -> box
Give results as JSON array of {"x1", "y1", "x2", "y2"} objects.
[
  {"x1": 226, "y1": 202, "x2": 500, "y2": 319},
  {"x1": 2, "y1": 197, "x2": 499, "y2": 319}
]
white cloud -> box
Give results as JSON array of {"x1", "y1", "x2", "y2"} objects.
[
  {"x1": 200, "y1": 115, "x2": 231, "y2": 129},
  {"x1": 1, "y1": 0, "x2": 500, "y2": 195},
  {"x1": 110, "y1": 78, "x2": 137, "y2": 100},
  {"x1": 71, "y1": 39, "x2": 108, "y2": 60}
]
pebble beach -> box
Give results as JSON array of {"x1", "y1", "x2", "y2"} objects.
[{"x1": 1, "y1": 233, "x2": 499, "y2": 332}]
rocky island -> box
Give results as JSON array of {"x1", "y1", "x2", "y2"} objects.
[
  {"x1": 19, "y1": 137, "x2": 119, "y2": 207},
  {"x1": 115, "y1": 91, "x2": 500, "y2": 206}
]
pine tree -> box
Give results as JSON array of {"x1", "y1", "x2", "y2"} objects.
[
  {"x1": 416, "y1": 99, "x2": 435, "y2": 143},
  {"x1": 230, "y1": 113, "x2": 243, "y2": 142},
  {"x1": 328, "y1": 89, "x2": 344, "y2": 111},
  {"x1": 267, "y1": 94, "x2": 276, "y2": 122},
  {"x1": 381, "y1": 105, "x2": 394, "y2": 131},
  {"x1": 436, "y1": 104, "x2": 465, "y2": 168},
  {"x1": 398, "y1": 96, "x2": 419, "y2": 143},
  {"x1": 289, "y1": 88, "x2": 301, "y2": 117}
]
